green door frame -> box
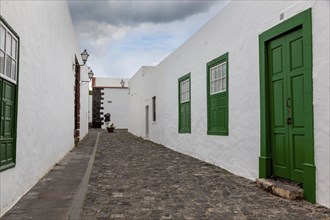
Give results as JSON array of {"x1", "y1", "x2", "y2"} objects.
[{"x1": 258, "y1": 8, "x2": 315, "y2": 203}]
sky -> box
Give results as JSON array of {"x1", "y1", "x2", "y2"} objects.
[{"x1": 68, "y1": 1, "x2": 229, "y2": 78}]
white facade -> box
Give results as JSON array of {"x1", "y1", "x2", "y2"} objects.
[
  {"x1": 128, "y1": 1, "x2": 330, "y2": 207},
  {"x1": 92, "y1": 77, "x2": 130, "y2": 129},
  {"x1": 93, "y1": 77, "x2": 129, "y2": 88},
  {"x1": 0, "y1": 1, "x2": 90, "y2": 216},
  {"x1": 101, "y1": 88, "x2": 129, "y2": 129}
]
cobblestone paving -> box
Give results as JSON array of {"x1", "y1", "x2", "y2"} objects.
[{"x1": 81, "y1": 130, "x2": 330, "y2": 220}]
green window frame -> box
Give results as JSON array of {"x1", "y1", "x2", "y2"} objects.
[
  {"x1": 178, "y1": 73, "x2": 191, "y2": 133},
  {"x1": 0, "y1": 16, "x2": 19, "y2": 172},
  {"x1": 207, "y1": 52, "x2": 228, "y2": 136}
]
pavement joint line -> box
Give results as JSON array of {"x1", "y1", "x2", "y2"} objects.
[{"x1": 69, "y1": 132, "x2": 100, "y2": 220}]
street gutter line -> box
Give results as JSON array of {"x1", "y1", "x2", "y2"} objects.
[{"x1": 69, "y1": 132, "x2": 100, "y2": 220}]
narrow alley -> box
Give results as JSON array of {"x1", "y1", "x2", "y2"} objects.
[{"x1": 3, "y1": 129, "x2": 329, "y2": 219}]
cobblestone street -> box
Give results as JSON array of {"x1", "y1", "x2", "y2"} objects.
[{"x1": 81, "y1": 130, "x2": 330, "y2": 220}]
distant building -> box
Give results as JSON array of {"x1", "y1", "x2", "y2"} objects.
[
  {"x1": 128, "y1": 1, "x2": 330, "y2": 208},
  {"x1": 91, "y1": 77, "x2": 129, "y2": 129},
  {"x1": 0, "y1": 1, "x2": 90, "y2": 216}
]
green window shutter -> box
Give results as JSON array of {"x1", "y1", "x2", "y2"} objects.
[
  {"x1": 0, "y1": 80, "x2": 16, "y2": 170},
  {"x1": 178, "y1": 73, "x2": 191, "y2": 133},
  {"x1": 207, "y1": 53, "x2": 229, "y2": 136}
]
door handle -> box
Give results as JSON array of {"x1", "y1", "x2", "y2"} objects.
[
  {"x1": 287, "y1": 97, "x2": 292, "y2": 125},
  {"x1": 287, "y1": 97, "x2": 291, "y2": 108},
  {"x1": 287, "y1": 117, "x2": 292, "y2": 125}
]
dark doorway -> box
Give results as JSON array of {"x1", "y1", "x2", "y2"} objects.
[{"x1": 74, "y1": 58, "x2": 80, "y2": 145}]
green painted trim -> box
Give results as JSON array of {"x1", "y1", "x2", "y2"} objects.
[
  {"x1": 259, "y1": 8, "x2": 315, "y2": 203},
  {"x1": 0, "y1": 15, "x2": 20, "y2": 172},
  {"x1": 259, "y1": 156, "x2": 272, "y2": 178},
  {"x1": 206, "y1": 52, "x2": 229, "y2": 136},
  {"x1": 303, "y1": 163, "x2": 316, "y2": 202},
  {"x1": 178, "y1": 73, "x2": 191, "y2": 133},
  {"x1": 0, "y1": 162, "x2": 15, "y2": 172}
]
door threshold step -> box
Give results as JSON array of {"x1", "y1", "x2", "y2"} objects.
[{"x1": 256, "y1": 178, "x2": 303, "y2": 200}]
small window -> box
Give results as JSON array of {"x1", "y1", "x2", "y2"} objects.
[
  {"x1": 180, "y1": 79, "x2": 190, "y2": 103},
  {"x1": 210, "y1": 62, "x2": 226, "y2": 94},
  {"x1": 178, "y1": 73, "x2": 191, "y2": 133},
  {"x1": 152, "y1": 96, "x2": 156, "y2": 122},
  {"x1": 207, "y1": 53, "x2": 228, "y2": 136},
  {"x1": 0, "y1": 22, "x2": 18, "y2": 83}
]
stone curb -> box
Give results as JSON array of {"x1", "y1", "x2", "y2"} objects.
[{"x1": 69, "y1": 132, "x2": 100, "y2": 220}]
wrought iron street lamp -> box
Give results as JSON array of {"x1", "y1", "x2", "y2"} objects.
[
  {"x1": 81, "y1": 49, "x2": 89, "y2": 65},
  {"x1": 73, "y1": 49, "x2": 90, "y2": 69},
  {"x1": 81, "y1": 69, "x2": 94, "y2": 83},
  {"x1": 120, "y1": 79, "x2": 125, "y2": 87}
]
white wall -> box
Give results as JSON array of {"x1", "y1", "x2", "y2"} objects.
[
  {"x1": 0, "y1": 1, "x2": 89, "y2": 215},
  {"x1": 128, "y1": 1, "x2": 329, "y2": 207},
  {"x1": 311, "y1": 0, "x2": 330, "y2": 208},
  {"x1": 101, "y1": 88, "x2": 129, "y2": 129},
  {"x1": 93, "y1": 77, "x2": 129, "y2": 88},
  {"x1": 80, "y1": 74, "x2": 90, "y2": 139},
  {"x1": 128, "y1": 66, "x2": 156, "y2": 137}
]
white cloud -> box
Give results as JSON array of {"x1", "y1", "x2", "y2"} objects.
[{"x1": 68, "y1": 1, "x2": 229, "y2": 78}]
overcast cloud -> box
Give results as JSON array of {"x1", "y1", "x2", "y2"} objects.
[
  {"x1": 69, "y1": 1, "x2": 216, "y2": 26},
  {"x1": 68, "y1": 1, "x2": 229, "y2": 78}
]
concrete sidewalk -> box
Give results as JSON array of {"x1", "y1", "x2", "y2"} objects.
[{"x1": 1, "y1": 129, "x2": 100, "y2": 220}]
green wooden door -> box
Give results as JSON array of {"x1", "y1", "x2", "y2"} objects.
[
  {"x1": 268, "y1": 28, "x2": 305, "y2": 183},
  {"x1": 0, "y1": 79, "x2": 16, "y2": 167}
]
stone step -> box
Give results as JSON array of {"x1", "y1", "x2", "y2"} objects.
[{"x1": 256, "y1": 178, "x2": 303, "y2": 200}]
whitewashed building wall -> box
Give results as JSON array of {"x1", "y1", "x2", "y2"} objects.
[
  {"x1": 92, "y1": 77, "x2": 129, "y2": 129},
  {"x1": 80, "y1": 79, "x2": 90, "y2": 138},
  {"x1": 0, "y1": 1, "x2": 89, "y2": 216},
  {"x1": 128, "y1": 1, "x2": 330, "y2": 207},
  {"x1": 101, "y1": 88, "x2": 129, "y2": 129}
]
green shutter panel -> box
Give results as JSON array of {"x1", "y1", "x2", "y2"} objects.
[
  {"x1": 209, "y1": 93, "x2": 227, "y2": 134},
  {"x1": 0, "y1": 80, "x2": 16, "y2": 167},
  {"x1": 182, "y1": 102, "x2": 191, "y2": 132},
  {"x1": 179, "y1": 97, "x2": 191, "y2": 132}
]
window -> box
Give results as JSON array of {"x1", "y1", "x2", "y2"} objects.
[
  {"x1": 210, "y1": 62, "x2": 226, "y2": 94},
  {"x1": 0, "y1": 18, "x2": 19, "y2": 171},
  {"x1": 152, "y1": 96, "x2": 156, "y2": 122},
  {"x1": 180, "y1": 79, "x2": 190, "y2": 103},
  {"x1": 207, "y1": 53, "x2": 228, "y2": 135},
  {"x1": 0, "y1": 23, "x2": 18, "y2": 82},
  {"x1": 178, "y1": 73, "x2": 191, "y2": 133}
]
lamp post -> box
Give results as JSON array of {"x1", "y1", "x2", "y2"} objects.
[
  {"x1": 80, "y1": 49, "x2": 89, "y2": 65},
  {"x1": 74, "y1": 49, "x2": 90, "y2": 69},
  {"x1": 81, "y1": 69, "x2": 94, "y2": 83},
  {"x1": 73, "y1": 49, "x2": 94, "y2": 83},
  {"x1": 120, "y1": 79, "x2": 125, "y2": 87},
  {"x1": 88, "y1": 69, "x2": 94, "y2": 80}
]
